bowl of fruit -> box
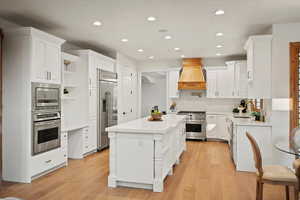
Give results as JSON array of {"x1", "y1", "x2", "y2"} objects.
[{"x1": 151, "y1": 111, "x2": 162, "y2": 121}]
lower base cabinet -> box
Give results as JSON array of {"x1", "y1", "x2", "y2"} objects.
[
  {"x1": 108, "y1": 120, "x2": 186, "y2": 192},
  {"x1": 31, "y1": 148, "x2": 66, "y2": 179},
  {"x1": 234, "y1": 125, "x2": 272, "y2": 172}
]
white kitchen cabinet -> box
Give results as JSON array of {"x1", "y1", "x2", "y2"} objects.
[
  {"x1": 217, "y1": 65, "x2": 235, "y2": 98},
  {"x1": 244, "y1": 35, "x2": 272, "y2": 98},
  {"x1": 234, "y1": 125, "x2": 272, "y2": 172},
  {"x1": 206, "y1": 61, "x2": 247, "y2": 98},
  {"x1": 206, "y1": 66, "x2": 234, "y2": 98},
  {"x1": 206, "y1": 114, "x2": 230, "y2": 141},
  {"x1": 3, "y1": 27, "x2": 65, "y2": 183},
  {"x1": 74, "y1": 50, "x2": 115, "y2": 154},
  {"x1": 168, "y1": 70, "x2": 180, "y2": 98},
  {"x1": 31, "y1": 35, "x2": 63, "y2": 84},
  {"x1": 226, "y1": 61, "x2": 248, "y2": 98}
]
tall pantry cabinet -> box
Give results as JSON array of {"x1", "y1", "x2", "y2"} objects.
[{"x1": 3, "y1": 27, "x2": 65, "y2": 183}]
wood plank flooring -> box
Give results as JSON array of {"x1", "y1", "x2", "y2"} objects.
[{"x1": 0, "y1": 141, "x2": 293, "y2": 200}]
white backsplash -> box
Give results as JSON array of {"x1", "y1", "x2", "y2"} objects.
[{"x1": 173, "y1": 91, "x2": 242, "y2": 112}]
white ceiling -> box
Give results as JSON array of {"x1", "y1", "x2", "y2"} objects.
[{"x1": 0, "y1": 0, "x2": 300, "y2": 61}]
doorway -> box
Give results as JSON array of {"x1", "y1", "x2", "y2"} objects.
[
  {"x1": 141, "y1": 71, "x2": 167, "y2": 117},
  {"x1": 290, "y1": 42, "x2": 300, "y2": 135}
]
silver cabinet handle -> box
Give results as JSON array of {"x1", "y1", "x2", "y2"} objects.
[
  {"x1": 45, "y1": 160, "x2": 52, "y2": 163},
  {"x1": 49, "y1": 72, "x2": 51, "y2": 80}
]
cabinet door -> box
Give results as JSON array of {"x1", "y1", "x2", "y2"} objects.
[
  {"x1": 88, "y1": 119, "x2": 97, "y2": 152},
  {"x1": 236, "y1": 126, "x2": 272, "y2": 172},
  {"x1": 89, "y1": 87, "x2": 97, "y2": 118},
  {"x1": 217, "y1": 67, "x2": 234, "y2": 98},
  {"x1": 119, "y1": 67, "x2": 137, "y2": 123},
  {"x1": 45, "y1": 43, "x2": 61, "y2": 84},
  {"x1": 216, "y1": 115, "x2": 229, "y2": 140},
  {"x1": 168, "y1": 70, "x2": 179, "y2": 98},
  {"x1": 32, "y1": 38, "x2": 47, "y2": 82},
  {"x1": 246, "y1": 41, "x2": 254, "y2": 81},
  {"x1": 206, "y1": 115, "x2": 217, "y2": 138},
  {"x1": 206, "y1": 70, "x2": 217, "y2": 98},
  {"x1": 235, "y1": 61, "x2": 248, "y2": 98}
]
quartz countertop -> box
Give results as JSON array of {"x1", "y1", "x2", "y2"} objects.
[
  {"x1": 206, "y1": 111, "x2": 272, "y2": 127},
  {"x1": 106, "y1": 114, "x2": 186, "y2": 134}
]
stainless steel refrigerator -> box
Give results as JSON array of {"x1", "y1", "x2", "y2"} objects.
[{"x1": 97, "y1": 69, "x2": 118, "y2": 150}]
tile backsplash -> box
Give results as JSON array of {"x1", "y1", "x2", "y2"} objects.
[{"x1": 173, "y1": 91, "x2": 242, "y2": 112}]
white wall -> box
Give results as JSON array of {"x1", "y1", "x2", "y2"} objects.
[
  {"x1": 271, "y1": 23, "x2": 300, "y2": 167},
  {"x1": 141, "y1": 75, "x2": 167, "y2": 117}
]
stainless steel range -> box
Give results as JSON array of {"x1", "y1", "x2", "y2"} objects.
[{"x1": 177, "y1": 111, "x2": 207, "y2": 140}]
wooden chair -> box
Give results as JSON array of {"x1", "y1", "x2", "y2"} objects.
[{"x1": 246, "y1": 132, "x2": 299, "y2": 200}]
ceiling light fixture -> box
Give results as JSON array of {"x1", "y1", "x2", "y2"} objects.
[
  {"x1": 147, "y1": 16, "x2": 156, "y2": 21},
  {"x1": 174, "y1": 47, "x2": 180, "y2": 51},
  {"x1": 181, "y1": 55, "x2": 185, "y2": 58},
  {"x1": 216, "y1": 45, "x2": 223, "y2": 48},
  {"x1": 216, "y1": 53, "x2": 222, "y2": 56},
  {"x1": 149, "y1": 56, "x2": 154, "y2": 59},
  {"x1": 215, "y1": 9, "x2": 225, "y2": 16},
  {"x1": 216, "y1": 32, "x2": 224, "y2": 37},
  {"x1": 93, "y1": 21, "x2": 102, "y2": 26},
  {"x1": 121, "y1": 38, "x2": 129, "y2": 42},
  {"x1": 164, "y1": 35, "x2": 172, "y2": 40},
  {"x1": 137, "y1": 49, "x2": 144, "y2": 52}
]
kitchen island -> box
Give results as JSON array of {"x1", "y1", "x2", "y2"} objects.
[{"x1": 106, "y1": 114, "x2": 186, "y2": 192}]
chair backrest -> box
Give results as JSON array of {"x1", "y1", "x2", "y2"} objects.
[{"x1": 246, "y1": 132, "x2": 263, "y2": 177}]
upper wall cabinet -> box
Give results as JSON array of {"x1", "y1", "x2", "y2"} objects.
[
  {"x1": 244, "y1": 35, "x2": 272, "y2": 98},
  {"x1": 168, "y1": 69, "x2": 180, "y2": 99},
  {"x1": 206, "y1": 61, "x2": 248, "y2": 98},
  {"x1": 5, "y1": 28, "x2": 65, "y2": 84},
  {"x1": 26, "y1": 28, "x2": 65, "y2": 84}
]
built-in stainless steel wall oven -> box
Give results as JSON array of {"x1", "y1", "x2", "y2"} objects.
[
  {"x1": 177, "y1": 111, "x2": 207, "y2": 140},
  {"x1": 32, "y1": 83, "x2": 61, "y2": 155}
]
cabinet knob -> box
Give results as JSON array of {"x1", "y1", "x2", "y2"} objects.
[{"x1": 123, "y1": 112, "x2": 126, "y2": 115}]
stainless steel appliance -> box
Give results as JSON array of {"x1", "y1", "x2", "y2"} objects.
[
  {"x1": 32, "y1": 111, "x2": 61, "y2": 155},
  {"x1": 32, "y1": 83, "x2": 61, "y2": 111},
  {"x1": 97, "y1": 69, "x2": 118, "y2": 150},
  {"x1": 177, "y1": 111, "x2": 207, "y2": 140}
]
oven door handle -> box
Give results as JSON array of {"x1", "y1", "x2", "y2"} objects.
[
  {"x1": 34, "y1": 119, "x2": 61, "y2": 127},
  {"x1": 186, "y1": 120, "x2": 206, "y2": 124}
]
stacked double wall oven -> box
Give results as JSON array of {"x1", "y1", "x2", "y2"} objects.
[{"x1": 31, "y1": 83, "x2": 61, "y2": 155}]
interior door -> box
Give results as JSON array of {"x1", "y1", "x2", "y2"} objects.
[{"x1": 119, "y1": 66, "x2": 136, "y2": 123}]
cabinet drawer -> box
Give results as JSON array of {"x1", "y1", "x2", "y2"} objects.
[{"x1": 31, "y1": 149, "x2": 64, "y2": 176}]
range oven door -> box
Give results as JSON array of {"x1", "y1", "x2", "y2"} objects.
[
  {"x1": 32, "y1": 83, "x2": 60, "y2": 111},
  {"x1": 33, "y1": 119, "x2": 61, "y2": 155},
  {"x1": 185, "y1": 120, "x2": 206, "y2": 140}
]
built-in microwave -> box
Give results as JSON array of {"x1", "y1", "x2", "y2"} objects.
[{"x1": 32, "y1": 83, "x2": 60, "y2": 111}]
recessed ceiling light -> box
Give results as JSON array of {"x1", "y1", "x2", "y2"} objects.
[
  {"x1": 93, "y1": 21, "x2": 102, "y2": 26},
  {"x1": 216, "y1": 53, "x2": 222, "y2": 56},
  {"x1": 216, "y1": 32, "x2": 224, "y2": 37},
  {"x1": 181, "y1": 55, "x2": 185, "y2": 58},
  {"x1": 215, "y1": 9, "x2": 225, "y2": 16},
  {"x1": 174, "y1": 47, "x2": 180, "y2": 51},
  {"x1": 137, "y1": 49, "x2": 144, "y2": 52},
  {"x1": 164, "y1": 35, "x2": 172, "y2": 40},
  {"x1": 147, "y1": 16, "x2": 156, "y2": 21},
  {"x1": 121, "y1": 38, "x2": 128, "y2": 42},
  {"x1": 216, "y1": 45, "x2": 223, "y2": 48},
  {"x1": 149, "y1": 56, "x2": 154, "y2": 59}
]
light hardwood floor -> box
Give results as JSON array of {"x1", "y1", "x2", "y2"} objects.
[{"x1": 0, "y1": 141, "x2": 294, "y2": 200}]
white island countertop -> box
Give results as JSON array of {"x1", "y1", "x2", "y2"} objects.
[{"x1": 106, "y1": 114, "x2": 186, "y2": 134}]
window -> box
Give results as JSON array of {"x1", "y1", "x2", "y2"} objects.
[{"x1": 290, "y1": 42, "x2": 300, "y2": 131}]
